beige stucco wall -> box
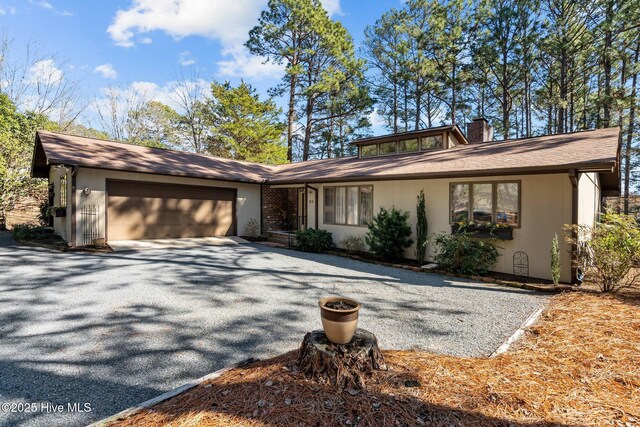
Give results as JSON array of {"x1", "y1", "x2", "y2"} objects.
[
  {"x1": 72, "y1": 168, "x2": 261, "y2": 245},
  {"x1": 313, "y1": 174, "x2": 575, "y2": 282},
  {"x1": 48, "y1": 166, "x2": 72, "y2": 242},
  {"x1": 578, "y1": 172, "x2": 600, "y2": 228}
]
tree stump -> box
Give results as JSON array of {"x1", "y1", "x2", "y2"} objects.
[{"x1": 297, "y1": 329, "x2": 387, "y2": 389}]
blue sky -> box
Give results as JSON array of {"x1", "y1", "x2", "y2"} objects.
[{"x1": 0, "y1": 0, "x2": 400, "y2": 130}]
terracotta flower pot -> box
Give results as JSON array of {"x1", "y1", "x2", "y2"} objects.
[{"x1": 318, "y1": 297, "x2": 361, "y2": 344}]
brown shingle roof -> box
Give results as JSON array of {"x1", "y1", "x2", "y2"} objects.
[
  {"x1": 270, "y1": 127, "x2": 620, "y2": 188},
  {"x1": 32, "y1": 127, "x2": 620, "y2": 192},
  {"x1": 33, "y1": 131, "x2": 273, "y2": 183}
]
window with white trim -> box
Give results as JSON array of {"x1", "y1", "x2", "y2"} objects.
[{"x1": 324, "y1": 186, "x2": 373, "y2": 226}]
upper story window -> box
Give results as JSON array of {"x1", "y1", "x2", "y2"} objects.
[
  {"x1": 358, "y1": 133, "x2": 445, "y2": 158},
  {"x1": 398, "y1": 138, "x2": 419, "y2": 153},
  {"x1": 361, "y1": 144, "x2": 377, "y2": 157},
  {"x1": 450, "y1": 181, "x2": 520, "y2": 226},
  {"x1": 59, "y1": 175, "x2": 67, "y2": 207},
  {"x1": 421, "y1": 135, "x2": 443, "y2": 150},
  {"x1": 379, "y1": 141, "x2": 397, "y2": 155}
]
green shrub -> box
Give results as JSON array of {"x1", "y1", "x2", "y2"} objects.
[
  {"x1": 12, "y1": 223, "x2": 66, "y2": 245},
  {"x1": 365, "y1": 207, "x2": 413, "y2": 261},
  {"x1": 12, "y1": 223, "x2": 38, "y2": 240},
  {"x1": 415, "y1": 190, "x2": 428, "y2": 265},
  {"x1": 294, "y1": 228, "x2": 334, "y2": 252},
  {"x1": 565, "y1": 212, "x2": 640, "y2": 293},
  {"x1": 433, "y1": 231, "x2": 500, "y2": 275},
  {"x1": 341, "y1": 234, "x2": 365, "y2": 254},
  {"x1": 550, "y1": 233, "x2": 561, "y2": 285}
]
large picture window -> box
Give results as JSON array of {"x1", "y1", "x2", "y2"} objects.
[
  {"x1": 450, "y1": 181, "x2": 520, "y2": 226},
  {"x1": 324, "y1": 186, "x2": 373, "y2": 226}
]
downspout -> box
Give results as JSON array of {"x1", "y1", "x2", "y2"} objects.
[
  {"x1": 70, "y1": 164, "x2": 79, "y2": 247},
  {"x1": 259, "y1": 182, "x2": 264, "y2": 236},
  {"x1": 303, "y1": 183, "x2": 308, "y2": 230},
  {"x1": 569, "y1": 169, "x2": 579, "y2": 285}
]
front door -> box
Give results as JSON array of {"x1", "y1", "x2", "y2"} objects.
[{"x1": 297, "y1": 188, "x2": 306, "y2": 230}]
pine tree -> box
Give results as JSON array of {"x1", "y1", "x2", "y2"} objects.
[{"x1": 205, "y1": 81, "x2": 287, "y2": 164}]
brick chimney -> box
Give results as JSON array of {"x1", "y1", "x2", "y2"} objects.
[{"x1": 466, "y1": 118, "x2": 494, "y2": 143}]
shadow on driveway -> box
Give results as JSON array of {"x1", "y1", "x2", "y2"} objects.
[{"x1": 0, "y1": 233, "x2": 547, "y2": 426}]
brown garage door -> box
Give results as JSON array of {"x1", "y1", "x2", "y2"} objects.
[{"x1": 107, "y1": 180, "x2": 236, "y2": 240}]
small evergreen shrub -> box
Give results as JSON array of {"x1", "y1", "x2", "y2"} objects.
[
  {"x1": 550, "y1": 233, "x2": 561, "y2": 285},
  {"x1": 341, "y1": 234, "x2": 365, "y2": 254},
  {"x1": 365, "y1": 207, "x2": 413, "y2": 261},
  {"x1": 415, "y1": 190, "x2": 428, "y2": 265},
  {"x1": 12, "y1": 223, "x2": 66, "y2": 246},
  {"x1": 433, "y1": 231, "x2": 500, "y2": 275},
  {"x1": 564, "y1": 212, "x2": 640, "y2": 293},
  {"x1": 294, "y1": 228, "x2": 334, "y2": 252}
]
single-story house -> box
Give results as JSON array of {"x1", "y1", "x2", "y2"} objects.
[{"x1": 31, "y1": 119, "x2": 620, "y2": 283}]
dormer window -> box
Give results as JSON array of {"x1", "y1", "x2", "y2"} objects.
[
  {"x1": 354, "y1": 126, "x2": 466, "y2": 158},
  {"x1": 379, "y1": 141, "x2": 397, "y2": 155},
  {"x1": 398, "y1": 138, "x2": 419, "y2": 152},
  {"x1": 361, "y1": 144, "x2": 377, "y2": 157},
  {"x1": 421, "y1": 135, "x2": 443, "y2": 150}
]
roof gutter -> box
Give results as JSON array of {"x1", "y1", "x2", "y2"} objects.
[{"x1": 266, "y1": 163, "x2": 617, "y2": 186}]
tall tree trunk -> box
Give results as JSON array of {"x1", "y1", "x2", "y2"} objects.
[
  {"x1": 415, "y1": 85, "x2": 421, "y2": 130},
  {"x1": 451, "y1": 63, "x2": 457, "y2": 126},
  {"x1": 303, "y1": 95, "x2": 314, "y2": 161},
  {"x1": 548, "y1": 81, "x2": 554, "y2": 134},
  {"x1": 582, "y1": 72, "x2": 589, "y2": 129},
  {"x1": 502, "y1": 50, "x2": 510, "y2": 139},
  {"x1": 602, "y1": 1, "x2": 613, "y2": 128},
  {"x1": 558, "y1": 49, "x2": 567, "y2": 134},
  {"x1": 287, "y1": 73, "x2": 297, "y2": 162},
  {"x1": 426, "y1": 93, "x2": 433, "y2": 128},
  {"x1": 393, "y1": 74, "x2": 399, "y2": 133},
  {"x1": 403, "y1": 83, "x2": 409, "y2": 131},
  {"x1": 624, "y1": 40, "x2": 639, "y2": 214}
]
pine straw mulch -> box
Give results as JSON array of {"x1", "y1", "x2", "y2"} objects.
[{"x1": 110, "y1": 292, "x2": 640, "y2": 427}]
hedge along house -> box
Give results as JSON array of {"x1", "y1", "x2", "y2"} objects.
[{"x1": 31, "y1": 121, "x2": 620, "y2": 283}]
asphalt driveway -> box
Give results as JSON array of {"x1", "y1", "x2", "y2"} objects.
[{"x1": 0, "y1": 233, "x2": 547, "y2": 427}]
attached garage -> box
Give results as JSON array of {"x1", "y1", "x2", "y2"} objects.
[{"x1": 106, "y1": 180, "x2": 237, "y2": 240}]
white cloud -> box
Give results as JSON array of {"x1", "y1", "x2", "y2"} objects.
[
  {"x1": 179, "y1": 51, "x2": 196, "y2": 66},
  {"x1": 30, "y1": 0, "x2": 53, "y2": 10},
  {"x1": 321, "y1": 0, "x2": 342, "y2": 15},
  {"x1": 107, "y1": 0, "x2": 268, "y2": 48},
  {"x1": 94, "y1": 63, "x2": 118, "y2": 79},
  {"x1": 94, "y1": 79, "x2": 209, "y2": 114},
  {"x1": 28, "y1": 59, "x2": 63, "y2": 85},
  {"x1": 139, "y1": 37, "x2": 153, "y2": 44},
  {"x1": 217, "y1": 44, "x2": 284, "y2": 80},
  {"x1": 108, "y1": 0, "x2": 341, "y2": 77},
  {"x1": 368, "y1": 110, "x2": 387, "y2": 133}
]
